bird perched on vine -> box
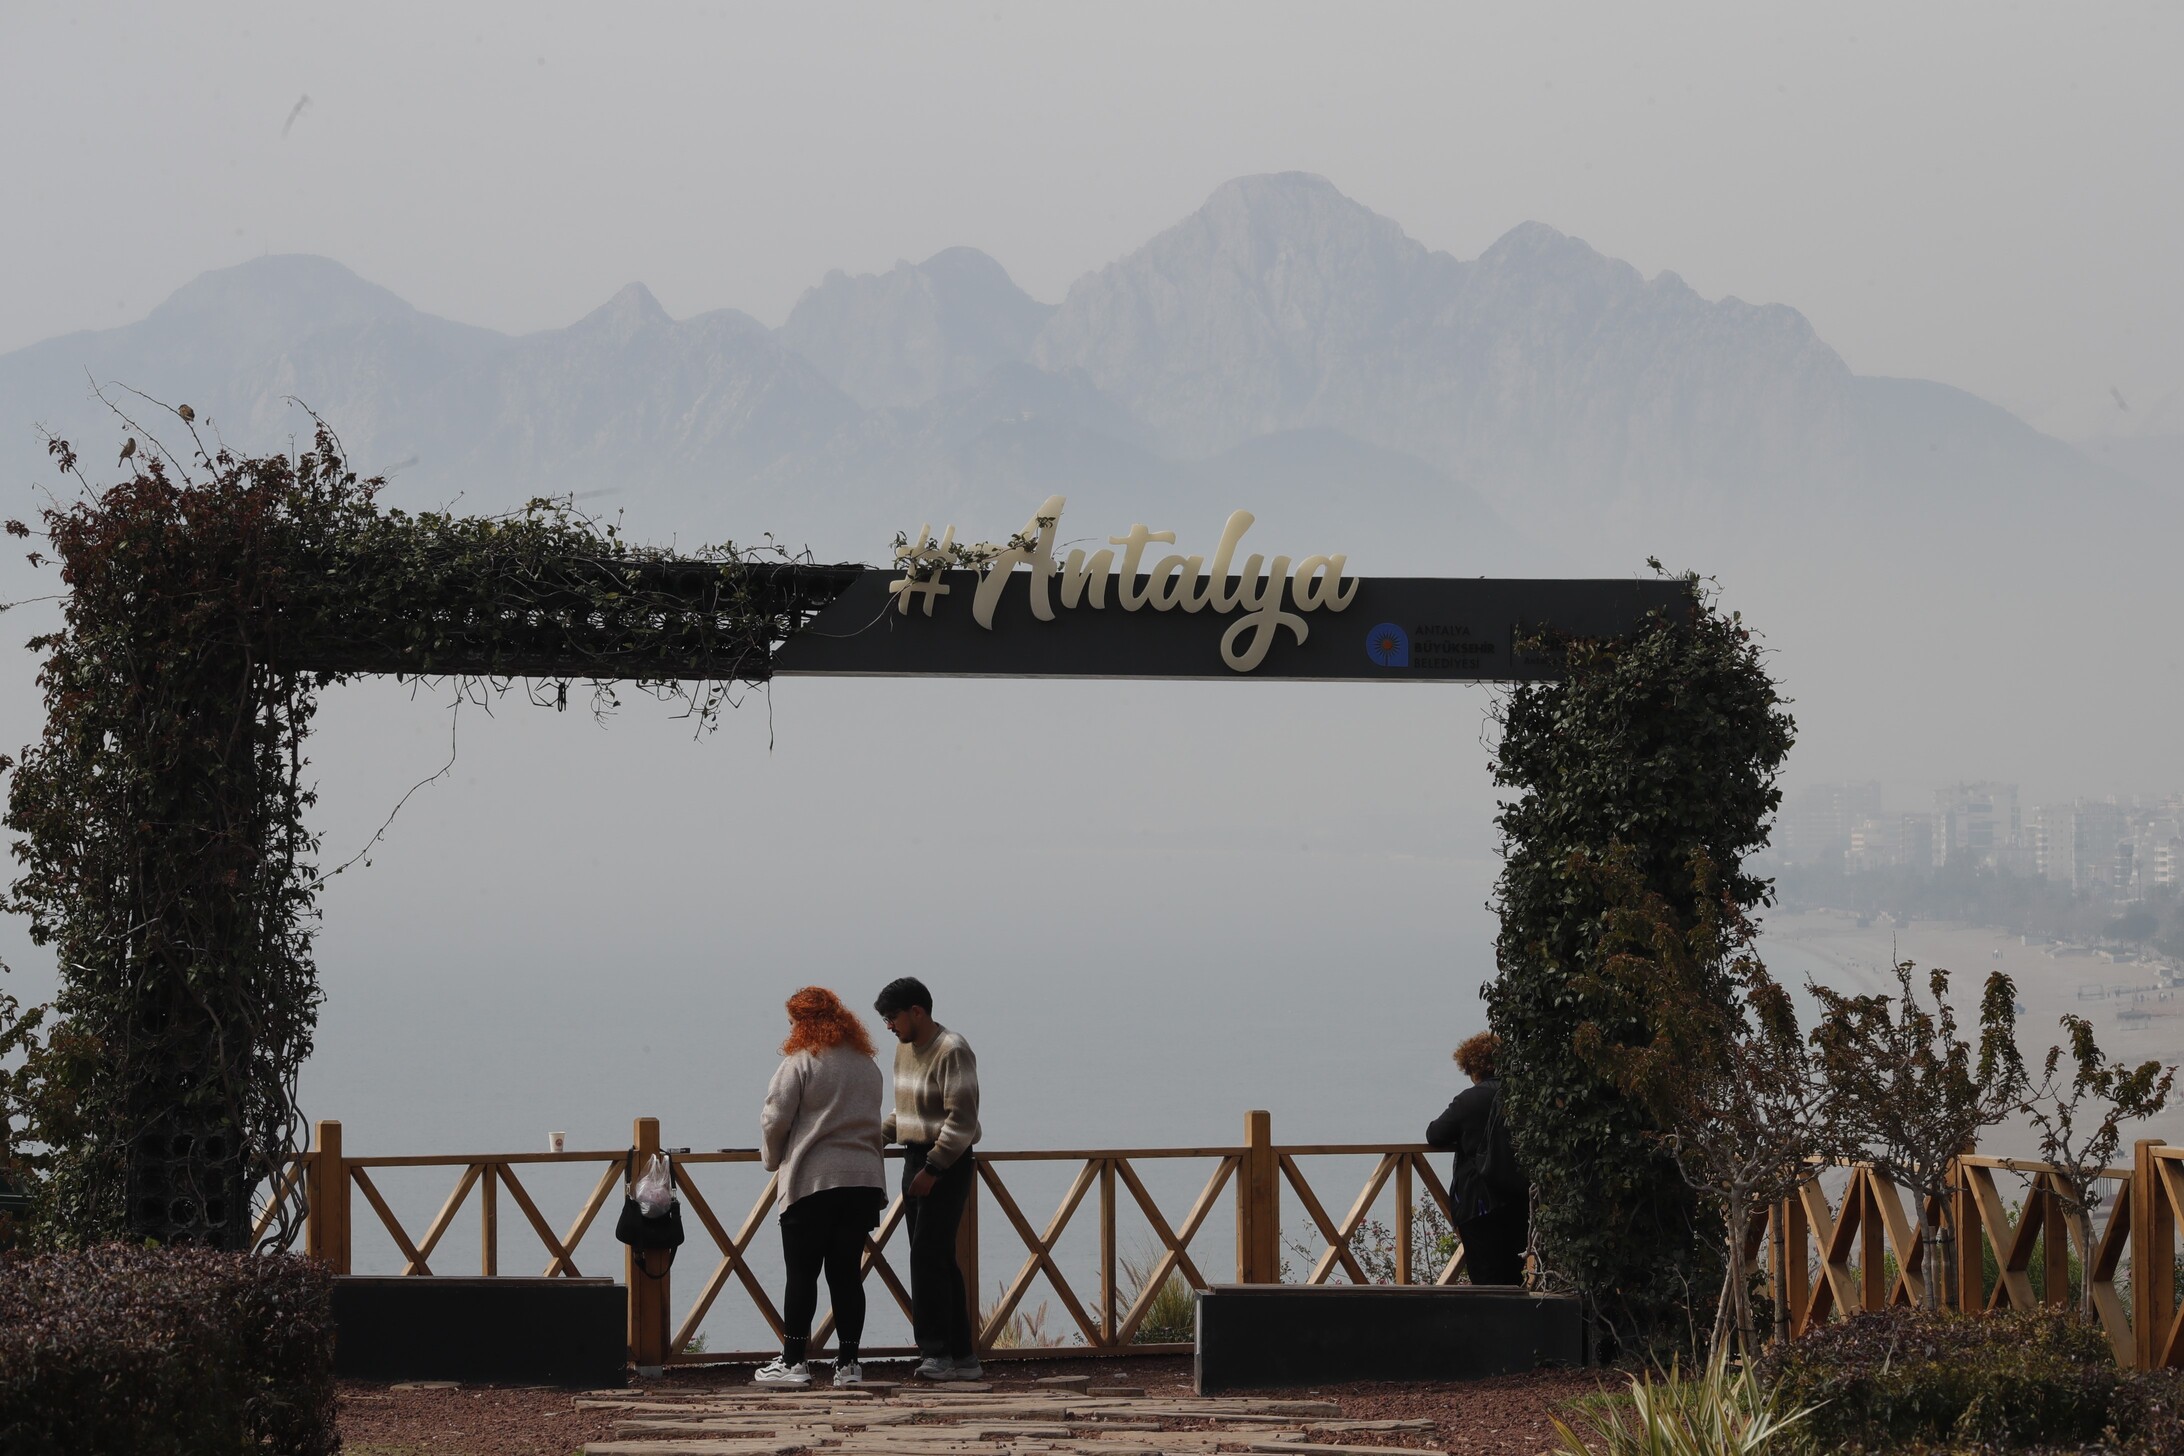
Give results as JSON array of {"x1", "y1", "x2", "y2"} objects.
[
  {"x1": 118, "y1": 438, "x2": 135, "y2": 465},
  {"x1": 177, "y1": 404, "x2": 195, "y2": 423}
]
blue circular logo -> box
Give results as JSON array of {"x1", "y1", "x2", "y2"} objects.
[{"x1": 1365, "y1": 622, "x2": 1409, "y2": 667}]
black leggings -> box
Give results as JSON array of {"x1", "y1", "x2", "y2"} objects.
[
  {"x1": 1458, "y1": 1202, "x2": 1529, "y2": 1287},
  {"x1": 779, "y1": 1188, "x2": 879, "y2": 1363}
]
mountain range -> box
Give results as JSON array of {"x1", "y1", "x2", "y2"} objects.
[{"x1": 2, "y1": 171, "x2": 2139, "y2": 569}]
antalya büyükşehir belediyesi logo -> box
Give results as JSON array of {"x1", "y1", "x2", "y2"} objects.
[{"x1": 1365, "y1": 622, "x2": 1409, "y2": 667}]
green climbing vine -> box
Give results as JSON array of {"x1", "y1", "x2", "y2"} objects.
[
  {"x1": 1, "y1": 414, "x2": 812, "y2": 1247},
  {"x1": 1485, "y1": 572, "x2": 1795, "y2": 1356}
]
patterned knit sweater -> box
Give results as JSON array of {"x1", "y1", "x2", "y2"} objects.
[
  {"x1": 880, "y1": 1026, "x2": 981, "y2": 1170},
  {"x1": 760, "y1": 1044, "x2": 886, "y2": 1207}
]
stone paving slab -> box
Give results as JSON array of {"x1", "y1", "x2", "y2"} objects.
[{"x1": 576, "y1": 1384, "x2": 1445, "y2": 1456}]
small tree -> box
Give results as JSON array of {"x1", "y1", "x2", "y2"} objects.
[
  {"x1": 0, "y1": 975, "x2": 46, "y2": 1233},
  {"x1": 1571, "y1": 847, "x2": 1831, "y2": 1358},
  {"x1": 1811, "y1": 963, "x2": 2027, "y2": 1311},
  {"x1": 2022, "y1": 1014, "x2": 2174, "y2": 1322}
]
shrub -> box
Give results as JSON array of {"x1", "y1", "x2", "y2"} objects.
[
  {"x1": 1552, "y1": 1349, "x2": 1813, "y2": 1456},
  {"x1": 978, "y1": 1283, "x2": 1063, "y2": 1348},
  {"x1": 1283, "y1": 1204, "x2": 1459, "y2": 1285},
  {"x1": 2104, "y1": 1368, "x2": 2184, "y2": 1456},
  {"x1": 1757, "y1": 1307, "x2": 2117, "y2": 1451},
  {"x1": 0, "y1": 1244, "x2": 337, "y2": 1456},
  {"x1": 1119, "y1": 1251, "x2": 1195, "y2": 1344}
]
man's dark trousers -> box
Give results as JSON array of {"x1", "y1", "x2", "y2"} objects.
[{"x1": 902, "y1": 1143, "x2": 976, "y2": 1359}]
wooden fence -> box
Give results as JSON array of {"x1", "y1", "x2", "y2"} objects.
[
  {"x1": 282, "y1": 1111, "x2": 1469, "y2": 1368},
  {"x1": 279, "y1": 1116, "x2": 2184, "y2": 1372},
  {"x1": 1769, "y1": 1142, "x2": 2184, "y2": 1369}
]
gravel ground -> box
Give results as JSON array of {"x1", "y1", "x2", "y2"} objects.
[{"x1": 338, "y1": 1356, "x2": 1614, "y2": 1456}]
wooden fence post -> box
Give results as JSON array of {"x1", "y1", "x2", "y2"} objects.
[
  {"x1": 1394, "y1": 1155, "x2": 1414, "y2": 1285},
  {"x1": 481, "y1": 1163, "x2": 498, "y2": 1277},
  {"x1": 2041, "y1": 1173, "x2": 2069, "y2": 1309},
  {"x1": 1773, "y1": 1194, "x2": 1806, "y2": 1341},
  {"x1": 627, "y1": 1116, "x2": 669, "y2": 1373},
  {"x1": 1950, "y1": 1156, "x2": 1982, "y2": 1313},
  {"x1": 959, "y1": 1163, "x2": 981, "y2": 1353},
  {"x1": 2135, "y1": 1139, "x2": 2172, "y2": 1370},
  {"x1": 1100, "y1": 1158, "x2": 1118, "y2": 1344},
  {"x1": 1236, "y1": 1111, "x2": 1278, "y2": 1283},
  {"x1": 306, "y1": 1120, "x2": 349, "y2": 1274}
]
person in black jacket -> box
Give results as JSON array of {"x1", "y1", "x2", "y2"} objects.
[{"x1": 1425, "y1": 1031, "x2": 1529, "y2": 1286}]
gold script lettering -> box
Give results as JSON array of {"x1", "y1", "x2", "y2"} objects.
[{"x1": 892, "y1": 498, "x2": 1352, "y2": 673}]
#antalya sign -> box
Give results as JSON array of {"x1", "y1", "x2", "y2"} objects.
[
  {"x1": 769, "y1": 496, "x2": 1689, "y2": 683},
  {"x1": 887, "y1": 496, "x2": 1356, "y2": 674}
]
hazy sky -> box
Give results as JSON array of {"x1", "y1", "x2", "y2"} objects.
[
  {"x1": 3, "y1": 2, "x2": 2179, "y2": 438},
  {"x1": 3, "y1": 4, "x2": 2182, "y2": 1276}
]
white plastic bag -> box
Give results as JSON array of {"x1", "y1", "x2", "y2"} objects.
[{"x1": 634, "y1": 1152, "x2": 674, "y2": 1218}]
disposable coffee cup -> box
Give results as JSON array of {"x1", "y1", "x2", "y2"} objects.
[{"x1": 549, "y1": 1131, "x2": 566, "y2": 1153}]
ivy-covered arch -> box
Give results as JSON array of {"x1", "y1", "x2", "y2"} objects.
[{"x1": 2, "y1": 428, "x2": 854, "y2": 1248}]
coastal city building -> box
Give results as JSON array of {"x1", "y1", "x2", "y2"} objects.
[{"x1": 1782, "y1": 784, "x2": 2178, "y2": 906}]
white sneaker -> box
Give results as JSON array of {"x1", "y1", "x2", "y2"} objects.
[
  {"x1": 754, "y1": 1357, "x2": 811, "y2": 1387},
  {"x1": 950, "y1": 1356, "x2": 983, "y2": 1380},
  {"x1": 833, "y1": 1360, "x2": 864, "y2": 1387},
  {"x1": 916, "y1": 1354, "x2": 956, "y2": 1381}
]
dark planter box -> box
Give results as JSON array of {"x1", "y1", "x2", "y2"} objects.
[
  {"x1": 1195, "y1": 1284, "x2": 1588, "y2": 1392},
  {"x1": 333, "y1": 1276, "x2": 627, "y2": 1388}
]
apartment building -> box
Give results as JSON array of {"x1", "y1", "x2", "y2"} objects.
[{"x1": 1934, "y1": 782, "x2": 2021, "y2": 869}]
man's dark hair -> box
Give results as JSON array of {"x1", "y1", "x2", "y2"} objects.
[{"x1": 874, "y1": 976, "x2": 933, "y2": 1017}]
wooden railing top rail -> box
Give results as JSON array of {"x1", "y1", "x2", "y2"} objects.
[
  {"x1": 1792, "y1": 1152, "x2": 2134, "y2": 1181},
  {"x1": 1958, "y1": 1153, "x2": 2132, "y2": 1179},
  {"x1": 331, "y1": 1141, "x2": 1439, "y2": 1169}
]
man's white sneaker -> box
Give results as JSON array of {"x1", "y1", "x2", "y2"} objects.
[
  {"x1": 950, "y1": 1356, "x2": 983, "y2": 1380},
  {"x1": 832, "y1": 1360, "x2": 864, "y2": 1388},
  {"x1": 915, "y1": 1354, "x2": 956, "y2": 1381},
  {"x1": 754, "y1": 1357, "x2": 811, "y2": 1387}
]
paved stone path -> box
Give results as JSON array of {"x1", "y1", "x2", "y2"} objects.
[{"x1": 572, "y1": 1375, "x2": 1449, "y2": 1456}]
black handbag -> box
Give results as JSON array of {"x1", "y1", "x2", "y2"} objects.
[{"x1": 613, "y1": 1150, "x2": 686, "y2": 1274}]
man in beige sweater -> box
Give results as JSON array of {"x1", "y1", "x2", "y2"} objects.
[{"x1": 873, "y1": 976, "x2": 982, "y2": 1380}]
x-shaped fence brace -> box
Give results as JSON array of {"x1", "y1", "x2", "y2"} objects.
[
  {"x1": 342, "y1": 1158, "x2": 626, "y2": 1278},
  {"x1": 1281, "y1": 1148, "x2": 1465, "y2": 1286}
]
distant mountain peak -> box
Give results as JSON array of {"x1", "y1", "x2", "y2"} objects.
[
  {"x1": 149, "y1": 253, "x2": 405, "y2": 317},
  {"x1": 1150, "y1": 171, "x2": 1424, "y2": 266},
  {"x1": 1202, "y1": 170, "x2": 1352, "y2": 207},
  {"x1": 131, "y1": 253, "x2": 420, "y2": 360},
  {"x1": 777, "y1": 246, "x2": 1053, "y2": 410},
  {"x1": 573, "y1": 282, "x2": 672, "y2": 341},
  {"x1": 1029, "y1": 174, "x2": 1446, "y2": 452}
]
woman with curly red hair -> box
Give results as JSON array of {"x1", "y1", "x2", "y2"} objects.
[{"x1": 756, "y1": 987, "x2": 885, "y2": 1388}]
